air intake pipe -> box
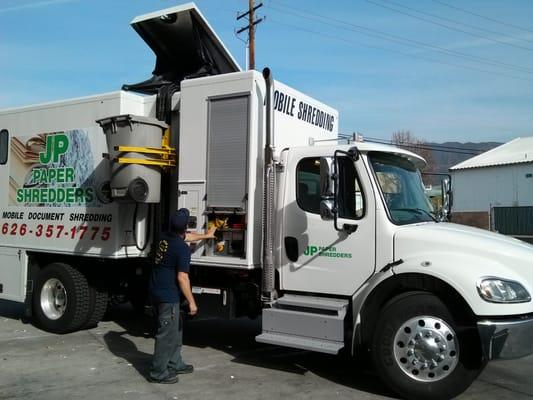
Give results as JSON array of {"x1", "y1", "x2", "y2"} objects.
[{"x1": 261, "y1": 67, "x2": 277, "y2": 304}]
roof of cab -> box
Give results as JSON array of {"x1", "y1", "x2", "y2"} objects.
[{"x1": 289, "y1": 142, "x2": 427, "y2": 169}]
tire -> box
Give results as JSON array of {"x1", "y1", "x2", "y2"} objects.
[
  {"x1": 371, "y1": 292, "x2": 483, "y2": 400},
  {"x1": 32, "y1": 263, "x2": 91, "y2": 334},
  {"x1": 84, "y1": 284, "x2": 108, "y2": 328}
]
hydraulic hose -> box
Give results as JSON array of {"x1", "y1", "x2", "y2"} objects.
[{"x1": 133, "y1": 203, "x2": 151, "y2": 252}]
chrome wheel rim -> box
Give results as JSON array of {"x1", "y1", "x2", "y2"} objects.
[
  {"x1": 40, "y1": 278, "x2": 67, "y2": 320},
  {"x1": 393, "y1": 316, "x2": 459, "y2": 382}
]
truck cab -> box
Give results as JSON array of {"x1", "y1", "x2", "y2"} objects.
[{"x1": 261, "y1": 141, "x2": 533, "y2": 399}]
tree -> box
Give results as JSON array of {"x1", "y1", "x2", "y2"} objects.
[
  {"x1": 391, "y1": 130, "x2": 435, "y2": 184},
  {"x1": 391, "y1": 130, "x2": 433, "y2": 167}
]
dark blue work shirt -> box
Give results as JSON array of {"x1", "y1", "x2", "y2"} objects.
[{"x1": 149, "y1": 231, "x2": 191, "y2": 304}]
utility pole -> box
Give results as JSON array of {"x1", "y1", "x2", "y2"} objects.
[{"x1": 236, "y1": 1, "x2": 264, "y2": 70}]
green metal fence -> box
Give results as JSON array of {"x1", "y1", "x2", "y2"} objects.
[{"x1": 493, "y1": 206, "x2": 533, "y2": 235}]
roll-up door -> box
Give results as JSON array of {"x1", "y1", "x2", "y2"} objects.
[{"x1": 206, "y1": 95, "x2": 249, "y2": 210}]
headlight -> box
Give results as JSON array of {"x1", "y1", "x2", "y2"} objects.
[{"x1": 477, "y1": 278, "x2": 531, "y2": 303}]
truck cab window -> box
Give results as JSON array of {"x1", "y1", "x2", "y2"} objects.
[
  {"x1": 369, "y1": 152, "x2": 434, "y2": 225},
  {"x1": 296, "y1": 158, "x2": 322, "y2": 214},
  {"x1": 296, "y1": 156, "x2": 365, "y2": 219},
  {"x1": 0, "y1": 130, "x2": 8, "y2": 165}
]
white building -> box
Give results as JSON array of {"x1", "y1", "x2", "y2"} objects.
[{"x1": 450, "y1": 137, "x2": 533, "y2": 241}]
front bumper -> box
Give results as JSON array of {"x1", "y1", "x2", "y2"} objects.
[{"x1": 478, "y1": 315, "x2": 533, "y2": 360}]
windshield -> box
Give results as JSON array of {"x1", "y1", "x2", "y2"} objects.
[{"x1": 368, "y1": 152, "x2": 435, "y2": 225}]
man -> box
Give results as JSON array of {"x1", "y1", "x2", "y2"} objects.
[{"x1": 148, "y1": 208, "x2": 198, "y2": 384}]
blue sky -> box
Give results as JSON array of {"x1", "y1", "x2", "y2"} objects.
[{"x1": 1, "y1": 0, "x2": 532, "y2": 143}]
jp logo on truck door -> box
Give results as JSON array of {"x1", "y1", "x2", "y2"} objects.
[{"x1": 304, "y1": 245, "x2": 352, "y2": 258}]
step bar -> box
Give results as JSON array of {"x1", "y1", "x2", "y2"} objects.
[
  {"x1": 256, "y1": 294, "x2": 349, "y2": 354},
  {"x1": 256, "y1": 332, "x2": 344, "y2": 354}
]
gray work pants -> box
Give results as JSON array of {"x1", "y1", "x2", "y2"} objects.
[{"x1": 149, "y1": 302, "x2": 185, "y2": 380}]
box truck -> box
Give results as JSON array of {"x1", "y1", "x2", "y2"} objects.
[{"x1": 1, "y1": 3, "x2": 533, "y2": 399}]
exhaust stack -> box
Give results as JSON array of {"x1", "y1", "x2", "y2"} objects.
[{"x1": 261, "y1": 67, "x2": 277, "y2": 304}]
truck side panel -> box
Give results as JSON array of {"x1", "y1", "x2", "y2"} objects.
[{"x1": 0, "y1": 92, "x2": 156, "y2": 259}]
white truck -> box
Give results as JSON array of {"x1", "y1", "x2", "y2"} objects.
[{"x1": 1, "y1": 3, "x2": 533, "y2": 399}]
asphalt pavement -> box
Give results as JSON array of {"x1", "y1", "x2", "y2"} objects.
[{"x1": 0, "y1": 300, "x2": 532, "y2": 400}]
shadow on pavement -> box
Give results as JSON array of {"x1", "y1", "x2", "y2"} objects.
[
  {"x1": 111, "y1": 306, "x2": 397, "y2": 399},
  {"x1": 103, "y1": 303, "x2": 154, "y2": 338},
  {"x1": 185, "y1": 318, "x2": 396, "y2": 398},
  {"x1": 0, "y1": 299, "x2": 396, "y2": 398},
  {"x1": 103, "y1": 330, "x2": 152, "y2": 380}
]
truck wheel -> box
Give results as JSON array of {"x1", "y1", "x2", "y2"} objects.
[
  {"x1": 371, "y1": 292, "x2": 482, "y2": 400},
  {"x1": 84, "y1": 284, "x2": 108, "y2": 328},
  {"x1": 32, "y1": 263, "x2": 91, "y2": 333}
]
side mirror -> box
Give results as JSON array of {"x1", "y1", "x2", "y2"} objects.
[
  {"x1": 320, "y1": 157, "x2": 335, "y2": 199},
  {"x1": 320, "y1": 157, "x2": 336, "y2": 222},
  {"x1": 319, "y1": 153, "x2": 358, "y2": 235},
  {"x1": 347, "y1": 146, "x2": 360, "y2": 161},
  {"x1": 440, "y1": 176, "x2": 453, "y2": 221},
  {"x1": 320, "y1": 200, "x2": 335, "y2": 221}
]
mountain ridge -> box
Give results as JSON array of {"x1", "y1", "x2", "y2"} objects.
[{"x1": 427, "y1": 141, "x2": 501, "y2": 173}]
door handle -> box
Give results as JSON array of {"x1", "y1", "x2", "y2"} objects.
[{"x1": 284, "y1": 236, "x2": 299, "y2": 262}]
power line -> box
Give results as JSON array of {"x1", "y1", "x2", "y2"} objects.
[
  {"x1": 268, "y1": 1, "x2": 533, "y2": 75},
  {"x1": 379, "y1": 0, "x2": 533, "y2": 46},
  {"x1": 430, "y1": 0, "x2": 533, "y2": 36},
  {"x1": 365, "y1": 0, "x2": 533, "y2": 52},
  {"x1": 220, "y1": 2, "x2": 533, "y2": 81},
  {"x1": 269, "y1": 0, "x2": 533, "y2": 74},
  {"x1": 268, "y1": 17, "x2": 533, "y2": 82}
]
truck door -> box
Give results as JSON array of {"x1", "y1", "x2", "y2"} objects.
[
  {"x1": 280, "y1": 150, "x2": 376, "y2": 296},
  {"x1": 0, "y1": 248, "x2": 27, "y2": 302},
  {"x1": 0, "y1": 129, "x2": 27, "y2": 302}
]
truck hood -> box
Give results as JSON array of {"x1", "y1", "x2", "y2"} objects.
[
  {"x1": 393, "y1": 222, "x2": 533, "y2": 315},
  {"x1": 123, "y1": 3, "x2": 240, "y2": 94}
]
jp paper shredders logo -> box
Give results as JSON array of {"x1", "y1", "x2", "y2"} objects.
[
  {"x1": 304, "y1": 245, "x2": 352, "y2": 259},
  {"x1": 11, "y1": 131, "x2": 96, "y2": 206}
]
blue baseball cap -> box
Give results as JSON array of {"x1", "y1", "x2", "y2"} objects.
[{"x1": 170, "y1": 208, "x2": 190, "y2": 232}]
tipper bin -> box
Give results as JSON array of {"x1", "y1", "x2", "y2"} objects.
[{"x1": 97, "y1": 114, "x2": 168, "y2": 203}]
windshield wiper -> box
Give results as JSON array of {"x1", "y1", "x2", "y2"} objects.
[{"x1": 391, "y1": 208, "x2": 438, "y2": 222}]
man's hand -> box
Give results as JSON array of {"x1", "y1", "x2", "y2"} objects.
[
  {"x1": 184, "y1": 227, "x2": 217, "y2": 243},
  {"x1": 206, "y1": 226, "x2": 217, "y2": 239},
  {"x1": 189, "y1": 302, "x2": 198, "y2": 316},
  {"x1": 178, "y1": 271, "x2": 197, "y2": 316}
]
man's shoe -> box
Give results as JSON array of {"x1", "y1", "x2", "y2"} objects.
[
  {"x1": 148, "y1": 374, "x2": 179, "y2": 384},
  {"x1": 171, "y1": 364, "x2": 194, "y2": 374}
]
